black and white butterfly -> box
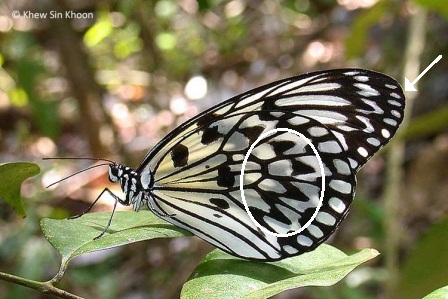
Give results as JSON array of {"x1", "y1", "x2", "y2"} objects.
[{"x1": 49, "y1": 69, "x2": 405, "y2": 261}]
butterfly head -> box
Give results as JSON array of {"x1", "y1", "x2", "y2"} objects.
[
  {"x1": 107, "y1": 163, "x2": 121, "y2": 183},
  {"x1": 107, "y1": 163, "x2": 140, "y2": 192},
  {"x1": 108, "y1": 163, "x2": 153, "y2": 189},
  {"x1": 107, "y1": 163, "x2": 154, "y2": 211}
]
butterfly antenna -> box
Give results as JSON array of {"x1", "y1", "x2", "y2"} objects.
[
  {"x1": 43, "y1": 159, "x2": 113, "y2": 188},
  {"x1": 43, "y1": 157, "x2": 115, "y2": 164}
]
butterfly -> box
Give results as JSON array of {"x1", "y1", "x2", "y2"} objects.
[{"x1": 47, "y1": 69, "x2": 405, "y2": 261}]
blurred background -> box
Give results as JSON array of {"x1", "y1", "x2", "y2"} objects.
[{"x1": 0, "y1": 0, "x2": 447, "y2": 298}]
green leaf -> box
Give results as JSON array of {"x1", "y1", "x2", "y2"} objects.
[
  {"x1": 0, "y1": 162, "x2": 40, "y2": 217},
  {"x1": 393, "y1": 219, "x2": 448, "y2": 299},
  {"x1": 40, "y1": 211, "x2": 191, "y2": 280},
  {"x1": 423, "y1": 285, "x2": 448, "y2": 299},
  {"x1": 401, "y1": 107, "x2": 448, "y2": 140},
  {"x1": 181, "y1": 245, "x2": 379, "y2": 299},
  {"x1": 16, "y1": 58, "x2": 60, "y2": 138},
  {"x1": 345, "y1": 1, "x2": 386, "y2": 59},
  {"x1": 83, "y1": 12, "x2": 113, "y2": 47}
]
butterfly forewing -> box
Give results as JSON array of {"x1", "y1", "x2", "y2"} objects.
[
  {"x1": 138, "y1": 69, "x2": 404, "y2": 174},
  {"x1": 130, "y1": 69, "x2": 405, "y2": 260}
]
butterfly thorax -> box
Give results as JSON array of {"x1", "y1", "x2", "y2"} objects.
[{"x1": 108, "y1": 163, "x2": 154, "y2": 212}]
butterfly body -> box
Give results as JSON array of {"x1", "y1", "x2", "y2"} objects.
[
  {"x1": 108, "y1": 164, "x2": 150, "y2": 212},
  {"x1": 92, "y1": 69, "x2": 404, "y2": 261}
]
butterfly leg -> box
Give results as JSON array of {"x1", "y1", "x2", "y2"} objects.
[
  {"x1": 67, "y1": 188, "x2": 126, "y2": 239},
  {"x1": 93, "y1": 190, "x2": 120, "y2": 240},
  {"x1": 68, "y1": 187, "x2": 124, "y2": 219}
]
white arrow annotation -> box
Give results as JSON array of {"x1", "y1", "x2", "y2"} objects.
[{"x1": 405, "y1": 55, "x2": 442, "y2": 91}]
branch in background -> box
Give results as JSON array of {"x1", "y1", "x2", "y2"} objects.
[
  {"x1": 383, "y1": 5, "x2": 427, "y2": 298},
  {"x1": 48, "y1": 0, "x2": 128, "y2": 160},
  {"x1": 134, "y1": 0, "x2": 163, "y2": 72}
]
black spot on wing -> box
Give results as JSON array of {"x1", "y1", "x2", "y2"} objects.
[
  {"x1": 195, "y1": 112, "x2": 219, "y2": 127},
  {"x1": 239, "y1": 125, "x2": 265, "y2": 144},
  {"x1": 270, "y1": 140, "x2": 296, "y2": 155},
  {"x1": 217, "y1": 165, "x2": 235, "y2": 188},
  {"x1": 291, "y1": 159, "x2": 316, "y2": 176},
  {"x1": 261, "y1": 100, "x2": 276, "y2": 113},
  {"x1": 209, "y1": 197, "x2": 230, "y2": 209},
  {"x1": 201, "y1": 125, "x2": 224, "y2": 145},
  {"x1": 171, "y1": 144, "x2": 189, "y2": 167}
]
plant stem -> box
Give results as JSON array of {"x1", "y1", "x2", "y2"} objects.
[
  {"x1": 383, "y1": 5, "x2": 426, "y2": 298},
  {"x1": 0, "y1": 271, "x2": 84, "y2": 299}
]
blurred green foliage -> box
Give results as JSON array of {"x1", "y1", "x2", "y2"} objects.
[
  {"x1": 394, "y1": 219, "x2": 448, "y2": 299},
  {"x1": 0, "y1": 162, "x2": 40, "y2": 217},
  {"x1": 402, "y1": 107, "x2": 448, "y2": 140},
  {"x1": 345, "y1": 1, "x2": 387, "y2": 59},
  {"x1": 413, "y1": 0, "x2": 448, "y2": 18}
]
